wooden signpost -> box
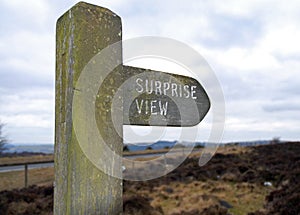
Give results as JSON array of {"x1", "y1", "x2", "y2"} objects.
[
  {"x1": 55, "y1": 3, "x2": 123, "y2": 214},
  {"x1": 55, "y1": 2, "x2": 210, "y2": 214}
]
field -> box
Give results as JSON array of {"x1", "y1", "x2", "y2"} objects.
[
  {"x1": 0, "y1": 154, "x2": 53, "y2": 166},
  {"x1": 0, "y1": 142, "x2": 300, "y2": 214},
  {"x1": 0, "y1": 154, "x2": 54, "y2": 191}
]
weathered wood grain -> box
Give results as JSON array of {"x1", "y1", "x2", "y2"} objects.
[{"x1": 55, "y1": 2, "x2": 122, "y2": 214}]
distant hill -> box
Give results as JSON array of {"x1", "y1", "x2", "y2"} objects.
[
  {"x1": 125, "y1": 141, "x2": 177, "y2": 151},
  {"x1": 125, "y1": 141, "x2": 207, "y2": 151},
  {"x1": 3, "y1": 140, "x2": 278, "y2": 154},
  {"x1": 125, "y1": 139, "x2": 282, "y2": 151},
  {"x1": 223, "y1": 140, "x2": 273, "y2": 147},
  {"x1": 3, "y1": 143, "x2": 54, "y2": 154}
]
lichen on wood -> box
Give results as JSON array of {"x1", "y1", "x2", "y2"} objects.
[{"x1": 55, "y1": 2, "x2": 122, "y2": 214}]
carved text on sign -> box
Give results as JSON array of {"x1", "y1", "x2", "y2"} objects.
[{"x1": 134, "y1": 78, "x2": 198, "y2": 116}]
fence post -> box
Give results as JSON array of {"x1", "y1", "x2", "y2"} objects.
[
  {"x1": 54, "y1": 2, "x2": 123, "y2": 214},
  {"x1": 24, "y1": 164, "x2": 28, "y2": 188}
]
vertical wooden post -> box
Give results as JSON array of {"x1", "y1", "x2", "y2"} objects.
[
  {"x1": 55, "y1": 2, "x2": 122, "y2": 214},
  {"x1": 24, "y1": 164, "x2": 28, "y2": 188},
  {"x1": 163, "y1": 154, "x2": 168, "y2": 173}
]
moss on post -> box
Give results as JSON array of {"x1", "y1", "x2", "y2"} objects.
[{"x1": 55, "y1": 2, "x2": 122, "y2": 214}]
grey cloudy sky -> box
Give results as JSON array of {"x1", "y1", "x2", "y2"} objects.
[{"x1": 0, "y1": 0, "x2": 299, "y2": 144}]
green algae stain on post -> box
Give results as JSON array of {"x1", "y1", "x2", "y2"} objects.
[{"x1": 55, "y1": 2, "x2": 122, "y2": 215}]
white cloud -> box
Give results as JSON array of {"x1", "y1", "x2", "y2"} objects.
[
  {"x1": 205, "y1": 47, "x2": 280, "y2": 72},
  {"x1": 0, "y1": 89, "x2": 53, "y2": 114},
  {"x1": 0, "y1": 114, "x2": 52, "y2": 128},
  {"x1": 261, "y1": 25, "x2": 300, "y2": 57},
  {"x1": 0, "y1": 0, "x2": 300, "y2": 143},
  {"x1": 0, "y1": 30, "x2": 54, "y2": 75},
  {"x1": 0, "y1": 0, "x2": 52, "y2": 31}
]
